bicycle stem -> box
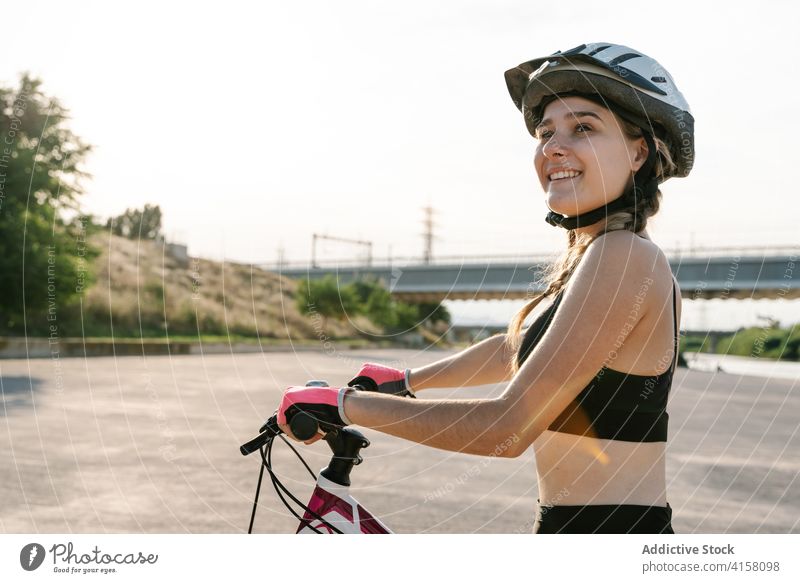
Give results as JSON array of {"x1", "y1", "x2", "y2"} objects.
[{"x1": 320, "y1": 427, "x2": 371, "y2": 487}]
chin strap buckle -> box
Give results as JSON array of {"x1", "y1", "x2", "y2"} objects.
[{"x1": 545, "y1": 211, "x2": 566, "y2": 227}]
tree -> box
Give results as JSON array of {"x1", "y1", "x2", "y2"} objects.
[
  {"x1": 416, "y1": 301, "x2": 451, "y2": 326},
  {"x1": 362, "y1": 281, "x2": 395, "y2": 328},
  {"x1": 0, "y1": 73, "x2": 94, "y2": 335},
  {"x1": 295, "y1": 275, "x2": 451, "y2": 338},
  {"x1": 296, "y1": 275, "x2": 358, "y2": 331},
  {"x1": 353, "y1": 279, "x2": 449, "y2": 334},
  {"x1": 391, "y1": 301, "x2": 421, "y2": 332},
  {"x1": 106, "y1": 203, "x2": 162, "y2": 239}
]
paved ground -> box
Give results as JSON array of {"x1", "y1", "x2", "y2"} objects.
[{"x1": 1, "y1": 348, "x2": 798, "y2": 533}]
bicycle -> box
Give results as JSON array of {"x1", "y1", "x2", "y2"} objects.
[{"x1": 240, "y1": 380, "x2": 393, "y2": 534}]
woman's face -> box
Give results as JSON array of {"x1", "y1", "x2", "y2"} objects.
[{"x1": 533, "y1": 96, "x2": 647, "y2": 218}]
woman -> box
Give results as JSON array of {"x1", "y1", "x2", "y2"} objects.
[{"x1": 276, "y1": 42, "x2": 694, "y2": 534}]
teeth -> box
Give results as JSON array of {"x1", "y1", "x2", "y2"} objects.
[{"x1": 549, "y1": 170, "x2": 581, "y2": 181}]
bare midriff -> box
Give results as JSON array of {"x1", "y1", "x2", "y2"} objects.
[{"x1": 533, "y1": 430, "x2": 667, "y2": 506}]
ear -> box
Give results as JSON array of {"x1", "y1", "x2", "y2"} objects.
[{"x1": 630, "y1": 136, "x2": 649, "y2": 172}]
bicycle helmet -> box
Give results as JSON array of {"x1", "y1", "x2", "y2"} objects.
[{"x1": 504, "y1": 42, "x2": 695, "y2": 229}]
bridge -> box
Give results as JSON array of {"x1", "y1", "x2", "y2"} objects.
[{"x1": 264, "y1": 246, "x2": 799, "y2": 302}]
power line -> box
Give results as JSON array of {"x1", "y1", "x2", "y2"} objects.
[{"x1": 311, "y1": 233, "x2": 373, "y2": 268}]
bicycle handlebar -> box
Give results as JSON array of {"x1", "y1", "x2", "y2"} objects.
[
  {"x1": 239, "y1": 412, "x2": 316, "y2": 455},
  {"x1": 240, "y1": 381, "x2": 376, "y2": 532},
  {"x1": 239, "y1": 415, "x2": 279, "y2": 455},
  {"x1": 240, "y1": 382, "x2": 368, "y2": 456}
]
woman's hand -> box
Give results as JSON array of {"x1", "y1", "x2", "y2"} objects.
[
  {"x1": 348, "y1": 362, "x2": 415, "y2": 397},
  {"x1": 276, "y1": 385, "x2": 353, "y2": 445}
]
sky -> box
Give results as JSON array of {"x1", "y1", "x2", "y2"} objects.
[{"x1": 2, "y1": 0, "x2": 798, "y2": 328}]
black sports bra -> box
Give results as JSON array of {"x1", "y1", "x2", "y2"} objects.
[{"x1": 516, "y1": 282, "x2": 679, "y2": 443}]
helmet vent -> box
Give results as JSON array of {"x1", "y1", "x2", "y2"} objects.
[
  {"x1": 586, "y1": 45, "x2": 611, "y2": 56},
  {"x1": 608, "y1": 52, "x2": 641, "y2": 66}
]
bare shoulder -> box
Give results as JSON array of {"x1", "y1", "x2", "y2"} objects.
[
  {"x1": 589, "y1": 230, "x2": 664, "y2": 263},
  {"x1": 578, "y1": 231, "x2": 668, "y2": 286},
  {"x1": 584, "y1": 232, "x2": 678, "y2": 332}
]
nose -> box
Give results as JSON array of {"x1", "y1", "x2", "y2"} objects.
[{"x1": 541, "y1": 132, "x2": 567, "y2": 159}]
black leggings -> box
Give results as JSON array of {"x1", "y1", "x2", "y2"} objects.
[{"x1": 533, "y1": 499, "x2": 675, "y2": 534}]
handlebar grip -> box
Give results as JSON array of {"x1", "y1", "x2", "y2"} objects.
[
  {"x1": 289, "y1": 410, "x2": 319, "y2": 441},
  {"x1": 240, "y1": 433, "x2": 270, "y2": 456},
  {"x1": 240, "y1": 414, "x2": 281, "y2": 456}
]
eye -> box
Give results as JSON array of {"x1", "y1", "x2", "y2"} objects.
[{"x1": 536, "y1": 124, "x2": 592, "y2": 141}]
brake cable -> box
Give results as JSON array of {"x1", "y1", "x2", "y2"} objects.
[{"x1": 247, "y1": 432, "x2": 343, "y2": 534}]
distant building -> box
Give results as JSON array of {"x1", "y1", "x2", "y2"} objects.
[
  {"x1": 155, "y1": 234, "x2": 189, "y2": 264},
  {"x1": 166, "y1": 242, "x2": 189, "y2": 263}
]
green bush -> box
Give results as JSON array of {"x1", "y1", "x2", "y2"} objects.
[
  {"x1": 296, "y1": 275, "x2": 358, "y2": 329},
  {"x1": 717, "y1": 327, "x2": 797, "y2": 360},
  {"x1": 294, "y1": 276, "x2": 450, "y2": 337},
  {"x1": 680, "y1": 335, "x2": 712, "y2": 353}
]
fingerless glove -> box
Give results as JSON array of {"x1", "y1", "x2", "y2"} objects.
[
  {"x1": 277, "y1": 385, "x2": 353, "y2": 431},
  {"x1": 347, "y1": 362, "x2": 415, "y2": 398}
]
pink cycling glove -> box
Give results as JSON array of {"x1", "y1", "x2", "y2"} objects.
[
  {"x1": 348, "y1": 362, "x2": 415, "y2": 398},
  {"x1": 277, "y1": 385, "x2": 353, "y2": 430}
]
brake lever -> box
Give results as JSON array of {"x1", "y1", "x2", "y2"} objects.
[
  {"x1": 240, "y1": 414, "x2": 282, "y2": 456},
  {"x1": 259, "y1": 413, "x2": 281, "y2": 435}
]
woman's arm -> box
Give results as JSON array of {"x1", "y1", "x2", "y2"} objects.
[
  {"x1": 343, "y1": 390, "x2": 521, "y2": 457},
  {"x1": 340, "y1": 233, "x2": 662, "y2": 458},
  {"x1": 409, "y1": 333, "x2": 515, "y2": 392}
]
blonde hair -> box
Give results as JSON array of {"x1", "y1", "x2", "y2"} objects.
[{"x1": 504, "y1": 118, "x2": 676, "y2": 375}]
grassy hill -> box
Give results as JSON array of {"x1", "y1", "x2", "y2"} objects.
[{"x1": 74, "y1": 233, "x2": 380, "y2": 341}]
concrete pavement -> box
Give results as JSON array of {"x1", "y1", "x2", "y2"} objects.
[{"x1": 1, "y1": 349, "x2": 797, "y2": 533}]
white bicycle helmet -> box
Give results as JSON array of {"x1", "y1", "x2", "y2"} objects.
[{"x1": 505, "y1": 42, "x2": 695, "y2": 179}]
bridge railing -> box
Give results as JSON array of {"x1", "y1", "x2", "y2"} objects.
[
  {"x1": 260, "y1": 245, "x2": 799, "y2": 271},
  {"x1": 260, "y1": 252, "x2": 559, "y2": 271},
  {"x1": 666, "y1": 245, "x2": 799, "y2": 259}
]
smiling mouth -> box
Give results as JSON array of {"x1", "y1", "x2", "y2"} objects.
[{"x1": 548, "y1": 170, "x2": 583, "y2": 182}]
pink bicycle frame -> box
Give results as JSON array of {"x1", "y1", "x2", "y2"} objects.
[{"x1": 297, "y1": 474, "x2": 392, "y2": 534}]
